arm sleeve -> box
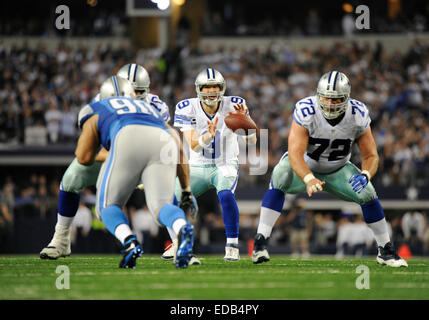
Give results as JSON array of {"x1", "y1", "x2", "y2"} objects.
[
  {"x1": 292, "y1": 98, "x2": 314, "y2": 130},
  {"x1": 149, "y1": 95, "x2": 171, "y2": 123},
  {"x1": 353, "y1": 101, "x2": 371, "y2": 138},
  {"x1": 174, "y1": 100, "x2": 195, "y2": 132}
]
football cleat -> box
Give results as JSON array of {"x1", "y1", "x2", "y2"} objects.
[
  {"x1": 301, "y1": 251, "x2": 311, "y2": 259},
  {"x1": 161, "y1": 239, "x2": 178, "y2": 260},
  {"x1": 40, "y1": 224, "x2": 72, "y2": 260},
  {"x1": 252, "y1": 233, "x2": 270, "y2": 264},
  {"x1": 119, "y1": 235, "x2": 143, "y2": 269},
  {"x1": 175, "y1": 222, "x2": 194, "y2": 269},
  {"x1": 189, "y1": 255, "x2": 201, "y2": 266},
  {"x1": 223, "y1": 243, "x2": 240, "y2": 261},
  {"x1": 376, "y1": 242, "x2": 408, "y2": 268},
  {"x1": 173, "y1": 254, "x2": 201, "y2": 266},
  {"x1": 168, "y1": 238, "x2": 201, "y2": 265}
]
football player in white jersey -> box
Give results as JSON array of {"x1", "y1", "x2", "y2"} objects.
[
  {"x1": 174, "y1": 68, "x2": 257, "y2": 261},
  {"x1": 40, "y1": 63, "x2": 183, "y2": 260},
  {"x1": 252, "y1": 71, "x2": 408, "y2": 267}
]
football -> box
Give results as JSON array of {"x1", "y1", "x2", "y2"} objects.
[{"x1": 224, "y1": 113, "x2": 258, "y2": 135}]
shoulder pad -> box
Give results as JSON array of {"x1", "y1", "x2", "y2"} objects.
[
  {"x1": 349, "y1": 98, "x2": 370, "y2": 127},
  {"x1": 91, "y1": 93, "x2": 101, "y2": 103},
  {"x1": 78, "y1": 104, "x2": 95, "y2": 129},
  {"x1": 175, "y1": 99, "x2": 194, "y2": 112},
  {"x1": 226, "y1": 96, "x2": 246, "y2": 105},
  {"x1": 293, "y1": 97, "x2": 316, "y2": 127}
]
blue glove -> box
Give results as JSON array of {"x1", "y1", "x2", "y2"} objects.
[{"x1": 349, "y1": 174, "x2": 369, "y2": 194}]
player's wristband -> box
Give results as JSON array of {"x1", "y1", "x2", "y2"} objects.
[
  {"x1": 361, "y1": 170, "x2": 371, "y2": 181},
  {"x1": 198, "y1": 133, "x2": 213, "y2": 149},
  {"x1": 303, "y1": 173, "x2": 316, "y2": 184},
  {"x1": 182, "y1": 186, "x2": 191, "y2": 193}
]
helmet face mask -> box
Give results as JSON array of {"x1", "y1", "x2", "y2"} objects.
[
  {"x1": 199, "y1": 85, "x2": 223, "y2": 107},
  {"x1": 318, "y1": 94, "x2": 348, "y2": 119},
  {"x1": 117, "y1": 64, "x2": 150, "y2": 100},
  {"x1": 134, "y1": 88, "x2": 148, "y2": 100},
  {"x1": 317, "y1": 71, "x2": 350, "y2": 120},
  {"x1": 195, "y1": 68, "x2": 226, "y2": 107}
]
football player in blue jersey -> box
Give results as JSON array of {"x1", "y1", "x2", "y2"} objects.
[
  {"x1": 74, "y1": 75, "x2": 195, "y2": 268},
  {"x1": 40, "y1": 64, "x2": 198, "y2": 264},
  {"x1": 252, "y1": 71, "x2": 408, "y2": 267}
]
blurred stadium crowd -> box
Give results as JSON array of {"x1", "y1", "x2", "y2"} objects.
[{"x1": 1, "y1": 38, "x2": 429, "y2": 188}]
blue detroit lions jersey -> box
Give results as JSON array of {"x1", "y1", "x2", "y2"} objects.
[{"x1": 78, "y1": 97, "x2": 168, "y2": 150}]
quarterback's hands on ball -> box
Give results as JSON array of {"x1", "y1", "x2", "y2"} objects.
[
  {"x1": 305, "y1": 178, "x2": 325, "y2": 197},
  {"x1": 228, "y1": 103, "x2": 248, "y2": 116},
  {"x1": 179, "y1": 191, "x2": 198, "y2": 220},
  {"x1": 207, "y1": 117, "x2": 219, "y2": 138},
  {"x1": 349, "y1": 174, "x2": 369, "y2": 193}
]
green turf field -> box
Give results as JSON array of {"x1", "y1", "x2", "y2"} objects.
[{"x1": 1, "y1": 255, "x2": 428, "y2": 300}]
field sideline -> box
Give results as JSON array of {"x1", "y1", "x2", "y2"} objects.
[{"x1": 1, "y1": 255, "x2": 428, "y2": 300}]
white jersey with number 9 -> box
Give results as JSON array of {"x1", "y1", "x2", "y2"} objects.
[{"x1": 174, "y1": 96, "x2": 249, "y2": 165}]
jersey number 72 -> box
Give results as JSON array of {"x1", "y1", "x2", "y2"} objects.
[{"x1": 307, "y1": 137, "x2": 352, "y2": 161}]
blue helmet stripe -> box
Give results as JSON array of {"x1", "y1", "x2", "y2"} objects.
[
  {"x1": 327, "y1": 71, "x2": 333, "y2": 90},
  {"x1": 112, "y1": 76, "x2": 119, "y2": 96},
  {"x1": 333, "y1": 72, "x2": 339, "y2": 90},
  {"x1": 211, "y1": 68, "x2": 215, "y2": 78},
  {"x1": 328, "y1": 71, "x2": 333, "y2": 82},
  {"x1": 133, "y1": 64, "x2": 138, "y2": 82},
  {"x1": 206, "y1": 68, "x2": 210, "y2": 79},
  {"x1": 127, "y1": 64, "x2": 132, "y2": 79}
]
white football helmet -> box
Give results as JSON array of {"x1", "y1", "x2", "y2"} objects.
[
  {"x1": 316, "y1": 71, "x2": 351, "y2": 119},
  {"x1": 117, "y1": 63, "x2": 150, "y2": 100},
  {"x1": 195, "y1": 68, "x2": 226, "y2": 107},
  {"x1": 99, "y1": 76, "x2": 136, "y2": 100}
]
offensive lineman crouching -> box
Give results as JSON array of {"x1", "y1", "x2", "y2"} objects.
[{"x1": 252, "y1": 71, "x2": 407, "y2": 267}]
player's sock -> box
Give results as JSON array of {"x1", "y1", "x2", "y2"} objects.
[
  {"x1": 166, "y1": 195, "x2": 180, "y2": 239},
  {"x1": 167, "y1": 227, "x2": 177, "y2": 239},
  {"x1": 114, "y1": 224, "x2": 133, "y2": 244},
  {"x1": 101, "y1": 205, "x2": 131, "y2": 240},
  {"x1": 218, "y1": 190, "x2": 239, "y2": 239},
  {"x1": 158, "y1": 204, "x2": 187, "y2": 235},
  {"x1": 226, "y1": 238, "x2": 238, "y2": 245},
  {"x1": 361, "y1": 198, "x2": 390, "y2": 247},
  {"x1": 257, "y1": 189, "x2": 285, "y2": 239},
  {"x1": 57, "y1": 189, "x2": 80, "y2": 227}
]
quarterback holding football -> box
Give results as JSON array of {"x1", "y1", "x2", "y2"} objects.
[{"x1": 173, "y1": 68, "x2": 257, "y2": 261}]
